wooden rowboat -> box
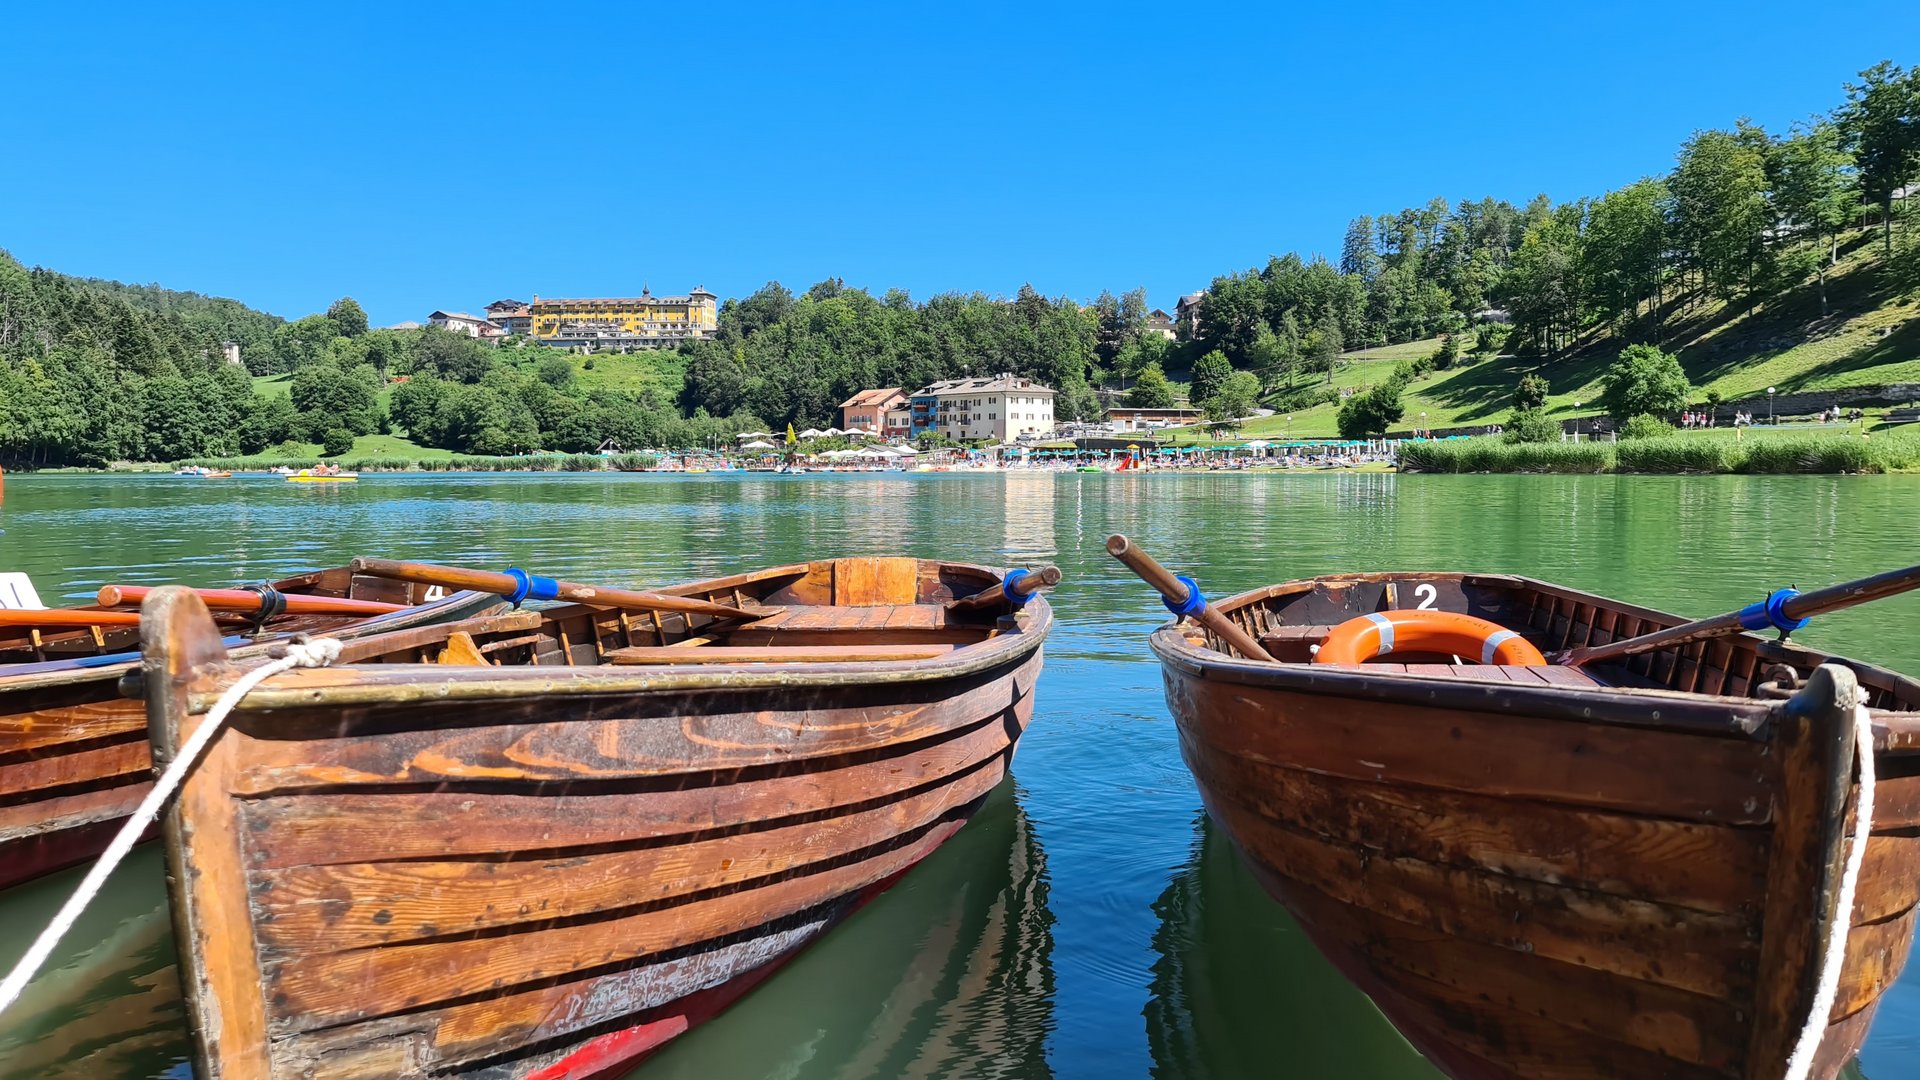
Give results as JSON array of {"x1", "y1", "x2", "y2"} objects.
[
  {"x1": 0, "y1": 569, "x2": 499, "y2": 891},
  {"x1": 1146, "y1": 570, "x2": 1919, "y2": 1080},
  {"x1": 141, "y1": 556, "x2": 1052, "y2": 1080}
]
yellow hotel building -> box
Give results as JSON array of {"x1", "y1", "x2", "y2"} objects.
[{"x1": 528, "y1": 287, "x2": 719, "y2": 350}]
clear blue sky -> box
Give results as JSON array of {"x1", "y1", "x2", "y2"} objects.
[{"x1": 2, "y1": 2, "x2": 1914, "y2": 325}]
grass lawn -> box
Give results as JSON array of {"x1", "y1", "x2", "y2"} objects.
[{"x1": 194, "y1": 433, "x2": 460, "y2": 464}]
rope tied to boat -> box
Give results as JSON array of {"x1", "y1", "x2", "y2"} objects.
[
  {"x1": 0, "y1": 635, "x2": 343, "y2": 1020},
  {"x1": 1162, "y1": 574, "x2": 1207, "y2": 619},
  {"x1": 1738, "y1": 588, "x2": 1812, "y2": 636},
  {"x1": 1782, "y1": 690, "x2": 1875, "y2": 1080}
]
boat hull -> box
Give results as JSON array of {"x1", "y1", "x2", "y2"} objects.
[
  {"x1": 1152, "y1": 572, "x2": 1920, "y2": 1080},
  {"x1": 0, "y1": 577, "x2": 498, "y2": 892},
  {"x1": 143, "y1": 559, "x2": 1051, "y2": 1079}
]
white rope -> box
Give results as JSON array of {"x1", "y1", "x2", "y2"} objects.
[
  {"x1": 1782, "y1": 695, "x2": 1876, "y2": 1080},
  {"x1": 0, "y1": 637, "x2": 341, "y2": 1018}
]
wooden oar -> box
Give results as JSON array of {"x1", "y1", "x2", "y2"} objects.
[
  {"x1": 0, "y1": 609, "x2": 246, "y2": 630},
  {"x1": 1104, "y1": 535, "x2": 1276, "y2": 662},
  {"x1": 1560, "y1": 561, "x2": 1920, "y2": 668},
  {"x1": 349, "y1": 558, "x2": 767, "y2": 621},
  {"x1": 96, "y1": 586, "x2": 406, "y2": 616},
  {"x1": 945, "y1": 565, "x2": 1062, "y2": 612}
]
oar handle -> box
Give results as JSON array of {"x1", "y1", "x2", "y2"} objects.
[
  {"x1": 348, "y1": 558, "x2": 763, "y2": 621},
  {"x1": 1104, "y1": 535, "x2": 1275, "y2": 662},
  {"x1": 946, "y1": 565, "x2": 1062, "y2": 612},
  {"x1": 97, "y1": 585, "x2": 406, "y2": 617},
  {"x1": 1563, "y1": 561, "x2": 1920, "y2": 667}
]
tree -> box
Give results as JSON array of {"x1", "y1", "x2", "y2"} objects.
[
  {"x1": 1768, "y1": 121, "x2": 1857, "y2": 313},
  {"x1": 1189, "y1": 350, "x2": 1234, "y2": 407},
  {"x1": 1304, "y1": 322, "x2": 1344, "y2": 383},
  {"x1": 1514, "y1": 373, "x2": 1550, "y2": 412},
  {"x1": 1336, "y1": 367, "x2": 1410, "y2": 438},
  {"x1": 1581, "y1": 179, "x2": 1669, "y2": 323},
  {"x1": 1669, "y1": 123, "x2": 1774, "y2": 303},
  {"x1": 1838, "y1": 61, "x2": 1920, "y2": 256},
  {"x1": 536, "y1": 354, "x2": 576, "y2": 389},
  {"x1": 1247, "y1": 321, "x2": 1298, "y2": 390},
  {"x1": 1340, "y1": 215, "x2": 1379, "y2": 280},
  {"x1": 1125, "y1": 362, "x2": 1176, "y2": 408},
  {"x1": 326, "y1": 297, "x2": 369, "y2": 338},
  {"x1": 1206, "y1": 370, "x2": 1262, "y2": 422},
  {"x1": 1501, "y1": 211, "x2": 1583, "y2": 353},
  {"x1": 1599, "y1": 344, "x2": 1693, "y2": 421},
  {"x1": 321, "y1": 428, "x2": 356, "y2": 456},
  {"x1": 289, "y1": 360, "x2": 382, "y2": 438}
]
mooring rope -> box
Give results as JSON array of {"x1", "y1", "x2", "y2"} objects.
[
  {"x1": 1782, "y1": 693, "x2": 1876, "y2": 1080},
  {"x1": 0, "y1": 636, "x2": 342, "y2": 1018}
]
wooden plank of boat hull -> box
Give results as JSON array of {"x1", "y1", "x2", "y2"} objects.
[
  {"x1": 1831, "y1": 908, "x2": 1913, "y2": 1022},
  {"x1": 0, "y1": 696, "x2": 145, "y2": 758},
  {"x1": 258, "y1": 780, "x2": 989, "y2": 1036},
  {"x1": 1173, "y1": 676, "x2": 1774, "y2": 824},
  {"x1": 1201, "y1": 791, "x2": 1753, "y2": 1000},
  {"x1": 0, "y1": 739, "x2": 150, "y2": 799},
  {"x1": 1275, "y1": 873, "x2": 1746, "y2": 1073},
  {"x1": 252, "y1": 750, "x2": 1011, "y2": 954},
  {"x1": 1183, "y1": 743, "x2": 1768, "y2": 915},
  {"x1": 226, "y1": 662, "x2": 1035, "y2": 799},
  {"x1": 267, "y1": 816, "x2": 969, "y2": 1080},
  {"x1": 1875, "y1": 772, "x2": 1920, "y2": 828},
  {"x1": 604, "y1": 644, "x2": 958, "y2": 665},
  {"x1": 1855, "y1": 833, "x2": 1920, "y2": 924},
  {"x1": 0, "y1": 781, "x2": 146, "y2": 840},
  {"x1": 238, "y1": 694, "x2": 1034, "y2": 869}
]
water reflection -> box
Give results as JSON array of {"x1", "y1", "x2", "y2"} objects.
[
  {"x1": 0, "y1": 847, "x2": 187, "y2": 1079},
  {"x1": 637, "y1": 779, "x2": 1056, "y2": 1079},
  {"x1": 1144, "y1": 815, "x2": 1438, "y2": 1080}
]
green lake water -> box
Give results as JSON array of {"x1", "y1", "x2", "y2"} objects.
[{"x1": 0, "y1": 471, "x2": 1914, "y2": 1079}]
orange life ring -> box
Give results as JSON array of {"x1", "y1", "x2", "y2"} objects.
[{"x1": 1314, "y1": 609, "x2": 1548, "y2": 666}]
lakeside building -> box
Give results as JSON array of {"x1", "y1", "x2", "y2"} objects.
[
  {"x1": 528, "y1": 287, "x2": 718, "y2": 351},
  {"x1": 1105, "y1": 406, "x2": 1203, "y2": 431},
  {"x1": 840, "y1": 388, "x2": 908, "y2": 434},
  {"x1": 428, "y1": 311, "x2": 508, "y2": 341},
  {"x1": 486, "y1": 299, "x2": 533, "y2": 336},
  {"x1": 883, "y1": 404, "x2": 912, "y2": 440},
  {"x1": 1175, "y1": 292, "x2": 1205, "y2": 338},
  {"x1": 1144, "y1": 309, "x2": 1177, "y2": 341},
  {"x1": 909, "y1": 374, "x2": 1056, "y2": 443}
]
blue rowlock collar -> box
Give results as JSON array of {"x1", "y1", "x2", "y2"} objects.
[
  {"x1": 503, "y1": 567, "x2": 562, "y2": 608},
  {"x1": 1736, "y1": 588, "x2": 1811, "y2": 635},
  {"x1": 1163, "y1": 574, "x2": 1208, "y2": 618},
  {"x1": 1001, "y1": 568, "x2": 1033, "y2": 609}
]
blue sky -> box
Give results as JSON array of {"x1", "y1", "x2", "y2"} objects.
[{"x1": 2, "y1": 2, "x2": 1914, "y2": 324}]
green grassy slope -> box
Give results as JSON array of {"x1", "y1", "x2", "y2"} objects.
[{"x1": 1196, "y1": 232, "x2": 1919, "y2": 441}]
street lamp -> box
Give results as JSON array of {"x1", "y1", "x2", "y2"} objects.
[
  {"x1": 1573, "y1": 401, "x2": 1583, "y2": 440},
  {"x1": 1767, "y1": 387, "x2": 1776, "y2": 423},
  {"x1": 1419, "y1": 411, "x2": 1427, "y2": 438}
]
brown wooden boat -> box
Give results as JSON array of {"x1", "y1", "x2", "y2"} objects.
[
  {"x1": 141, "y1": 556, "x2": 1053, "y2": 1080},
  {"x1": 1143, "y1": 569, "x2": 1919, "y2": 1080},
  {"x1": 0, "y1": 568, "x2": 499, "y2": 891}
]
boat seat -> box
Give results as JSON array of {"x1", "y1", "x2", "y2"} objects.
[
  {"x1": 604, "y1": 644, "x2": 960, "y2": 665},
  {"x1": 1313, "y1": 662, "x2": 1604, "y2": 687}
]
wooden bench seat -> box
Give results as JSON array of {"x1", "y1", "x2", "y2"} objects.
[
  {"x1": 605, "y1": 644, "x2": 960, "y2": 665},
  {"x1": 744, "y1": 604, "x2": 952, "y2": 632}
]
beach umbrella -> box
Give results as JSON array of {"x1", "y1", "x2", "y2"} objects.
[
  {"x1": 823, "y1": 427, "x2": 845, "y2": 436},
  {"x1": 740, "y1": 440, "x2": 775, "y2": 450},
  {"x1": 799, "y1": 428, "x2": 825, "y2": 439}
]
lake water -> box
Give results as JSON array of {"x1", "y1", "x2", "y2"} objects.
[{"x1": 0, "y1": 471, "x2": 1914, "y2": 1079}]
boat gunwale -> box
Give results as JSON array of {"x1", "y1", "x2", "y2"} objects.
[
  {"x1": 185, "y1": 561, "x2": 1053, "y2": 712},
  {"x1": 0, "y1": 584, "x2": 501, "y2": 689},
  {"x1": 1148, "y1": 570, "x2": 1920, "y2": 747}
]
